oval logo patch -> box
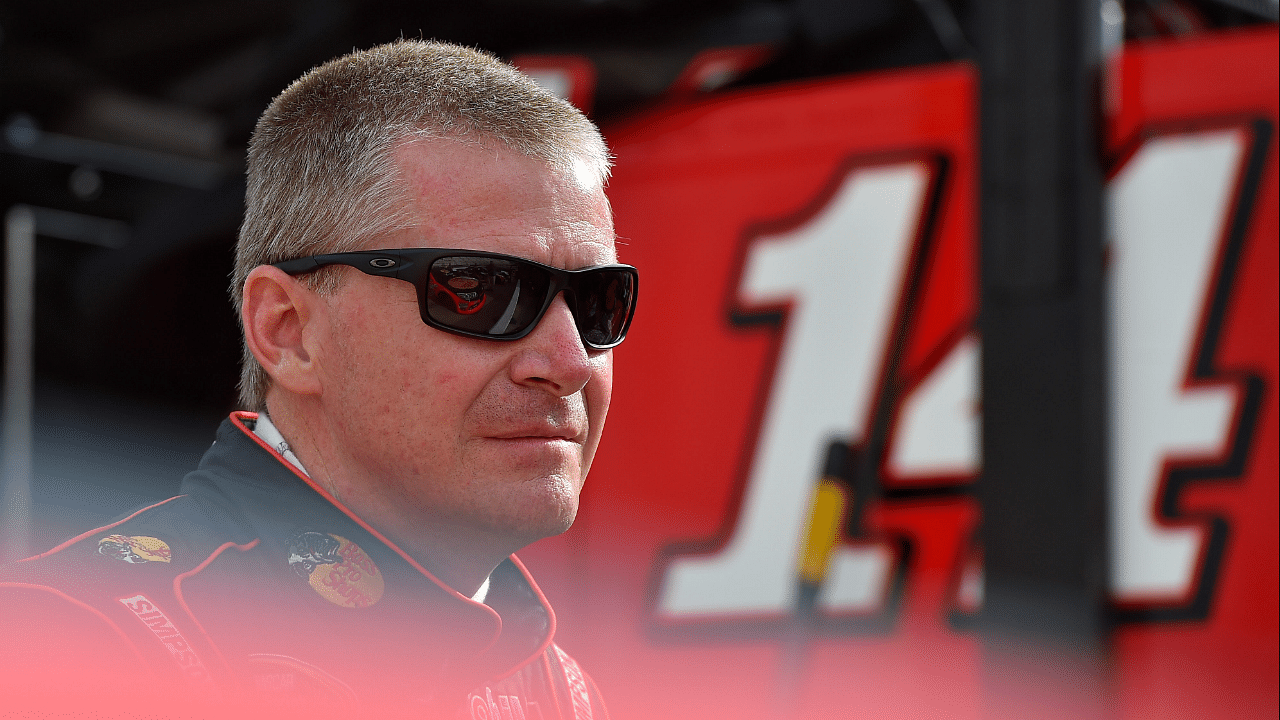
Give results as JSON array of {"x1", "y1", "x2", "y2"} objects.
[
  {"x1": 98, "y1": 535, "x2": 172, "y2": 564},
  {"x1": 286, "y1": 531, "x2": 384, "y2": 608}
]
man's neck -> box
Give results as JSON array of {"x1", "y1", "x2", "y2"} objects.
[{"x1": 258, "y1": 402, "x2": 514, "y2": 600}]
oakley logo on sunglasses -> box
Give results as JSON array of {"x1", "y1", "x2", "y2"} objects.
[{"x1": 272, "y1": 248, "x2": 638, "y2": 349}]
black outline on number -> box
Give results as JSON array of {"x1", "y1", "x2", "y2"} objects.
[
  {"x1": 647, "y1": 149, "x2": 981, "y2": 639},
  {"x1": 1111, "y1": 117, "x2": 1271, "y2": 624}
]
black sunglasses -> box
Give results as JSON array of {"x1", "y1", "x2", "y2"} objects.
[{"x1": 272, "y1": 248, "x2": 638, "y2": 349}]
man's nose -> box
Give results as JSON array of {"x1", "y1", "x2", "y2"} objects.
[{"x1": 508, "y1": 293, "x2": 592, "y2": 396}]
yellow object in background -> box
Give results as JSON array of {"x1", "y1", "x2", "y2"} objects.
[{"x1": 799, "y1": 479, "x2": 848, "y2": 584}]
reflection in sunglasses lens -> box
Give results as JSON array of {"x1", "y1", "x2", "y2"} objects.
[
  {"x1": 425, "y1": 257, "x2": 633, "y2": 346},
  {"x1": 427, "y1": 257, "x2": 548, "y2": 337}
]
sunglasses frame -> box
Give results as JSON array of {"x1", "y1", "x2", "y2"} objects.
[{"x1": 271, "y1": 248, "x2": 638, "y2": 349}]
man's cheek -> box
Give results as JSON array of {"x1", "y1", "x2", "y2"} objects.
[
  {"x1": 587, "y1": 378, "x2": 613, "y2": 428},
  {"x1": 428, "y1": 368, "x2": 462, "y2": 390}
]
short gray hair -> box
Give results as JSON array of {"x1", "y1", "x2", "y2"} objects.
[{"x1": 233, "y1": 40, "x2": 611, "y2": 411}]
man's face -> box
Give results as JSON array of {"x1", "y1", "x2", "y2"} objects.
[{"x1": 309, "y1": 138, "x2": 616, "y2": 548}]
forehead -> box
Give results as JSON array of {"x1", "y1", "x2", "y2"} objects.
[{"x1": 383, "y1": 137, "x2": 616, "y2": 268}]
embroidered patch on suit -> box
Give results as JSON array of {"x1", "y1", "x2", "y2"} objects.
[
  {"x1": 118, "y1": 594, "x2": 214, "y2": 690},
  {"x1": 554, "y1": 646, "x2": 594, "y2": 720},
  {"x1": 247, "y1": 653, "x2": 359, "y2": 712},
  {"x1": 469, "y1": 687, "x2": 543, "y2": 720},
  {"x1": 286, "y1": 531, "x2": 384, "y2": 608},
  {"x1": 98, "y1": 534, "x2": 172, "y2": 563}
]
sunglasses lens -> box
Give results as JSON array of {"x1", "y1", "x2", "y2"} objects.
[
  {"x1": 424, "y1": 255, "x2": 635, "y2": 346},
  {"x1": 425, "y1": 256, "x2": 550, "y2": 337},
  {"x1": 574, "y1": 269, "x2": 636, "y2": 348}
]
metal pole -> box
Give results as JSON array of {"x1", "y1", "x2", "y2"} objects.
[
  {"x1": 976, "y1": 0, "x2": 1113, "y2": 715},
  {"x1": 2, "y1": 205, "x2": 36, "y2": 564}
]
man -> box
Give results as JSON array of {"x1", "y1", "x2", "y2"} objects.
[{"x1": 0, "y1": 40, "x2": 636, "y2": 719}]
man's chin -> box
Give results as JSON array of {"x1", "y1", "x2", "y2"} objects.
[
  {"x1": 488, "y1": 497, "x2": 580, "y2": 550},
  {"x1": 506, "y1": 504, "x2": 579, "y2": 546},
  {"x1": 396, "y1": 472, "x2": 583, "y2": 551}
]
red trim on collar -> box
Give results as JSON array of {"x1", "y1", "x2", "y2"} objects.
[
  {"x1": 486, "y1": 554, "x2": 560, "y2": 684},
  {"x1": 171, "y1": 538, "x2": 259, "y2": 679},
  {"x1": 0, "y1": 582, "x2": 149, "y2": 666},
  {"x1": 227, "y1": 411, "x2": 538, "y2": 653},
  {"x1": 19, "y1": 495, "x2": 188, "y2": 562}
]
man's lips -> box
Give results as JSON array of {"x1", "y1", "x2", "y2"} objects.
[{"x1": 485, "y1": 426, "x2": 585, "y2": 442}]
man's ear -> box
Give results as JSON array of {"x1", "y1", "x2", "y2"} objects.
[{"x1": 242, "y1": 265, "x2": 325, "y2": 397}]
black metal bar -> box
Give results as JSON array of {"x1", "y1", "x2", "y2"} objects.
[{"x1": 975, "y1": 0, "x2": 1111, "y2": 666}]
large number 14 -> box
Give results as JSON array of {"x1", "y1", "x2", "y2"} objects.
[{"x1": 655, "y1": 128, "x2": 1250, "y2": 625}]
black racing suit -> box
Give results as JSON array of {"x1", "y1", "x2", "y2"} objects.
[{"x1": 0, "y1": 412, "x2": 608, "y2": 720}]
